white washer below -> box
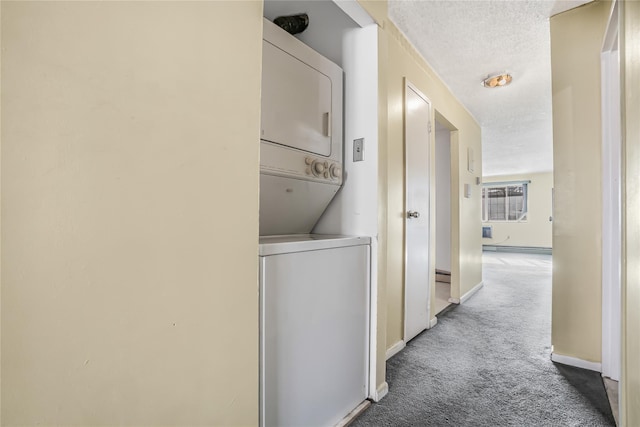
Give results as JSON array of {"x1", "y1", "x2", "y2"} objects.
[{"x1": 259, "y1": 234, "x2": 370, "y2": 427}]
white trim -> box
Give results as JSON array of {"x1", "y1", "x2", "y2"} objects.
[
  {"x1": 332, "y1": 0, "x2": 376, "y2": 27},
  {"x1": 460, "y1": 281, "x2": 484, "y2": 304},
  {"x1": 372, "y1": 382, "x2": 389, "y2": 402},
  {"x1": 601, "y1": 0, "x2": 622, "y2": 382},
  {"x1": 448, "y1": 297, "x2": 460, "y2": 304},
  {"x1": 335, "y1": 400, "x2": 371, "y2": 427},
  {"x1": 385, "y1": 340, "x2": 406, "y2": 360},
  {"x1": 428, "y1": 317, "x2": 438, "y2": 329},
  {"x1": 367, "y1": 239, "x2": 379, "y2": 399},
  {"x1": 551, "y1": 353, "x2": 602, "y2": 372}
]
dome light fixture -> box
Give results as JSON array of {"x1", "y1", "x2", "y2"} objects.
[{"x1": 482, "y1": 73, "x2": 513, "y2": 88}]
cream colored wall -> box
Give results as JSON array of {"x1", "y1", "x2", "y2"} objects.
[
  {"x1": 358, "y1": 0, "x2": 387, "y2": 25},
  {"x1": 435, "y1": 129, "x2": 452, "y2": 272},
  {"x1": 1, "y1": 1, "x2": 262, "y2": 425},
  {"x1": 621, "y1": 1, "x2": 640, "y2": 424},
  {"x1": 358, "y1": 0, "x2": 481, "y2": 387},
  {"x1": 550, "y1": 1, "x2": 610, "y2": 364},
  {"x1": 482, "y1": 172, "x2": 553, "y2": 248},
  {"x1": 379, "y1": 23, "x2": 482, "y2": 350}
]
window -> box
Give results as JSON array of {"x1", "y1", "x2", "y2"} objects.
[{"x1": 482, "y1": 182, "x2": 528, "y2": 222}]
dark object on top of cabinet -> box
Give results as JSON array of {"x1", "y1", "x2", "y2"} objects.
[{"x1": 274, "y1": 13, "x2": 309, "y2": 35}]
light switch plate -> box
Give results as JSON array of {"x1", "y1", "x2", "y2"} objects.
[
  {"x1": 467, "y1": 147, "x2": 475, "y2": 172},
  {"x1": 353, "y1": 138, "x2": 364, "y2": 162}
]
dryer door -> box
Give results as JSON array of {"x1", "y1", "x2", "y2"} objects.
[{"x1": 261, "y1": 40, "x2": 333, "y2": 157}]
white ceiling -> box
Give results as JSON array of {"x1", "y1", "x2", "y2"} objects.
[{"x1": 388, "y1": 0, "x2": 592, "y2": 177}]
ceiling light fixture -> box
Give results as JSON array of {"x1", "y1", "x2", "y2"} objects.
[{"x1": 482, "y1": 73, "x2": 513, "y2": 88}]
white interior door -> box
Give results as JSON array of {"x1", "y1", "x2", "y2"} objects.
[{"x1": 404, "y1": 80, "x2": 431, "y2": 342}]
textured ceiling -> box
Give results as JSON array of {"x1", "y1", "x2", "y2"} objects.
[{"x1": 388, "y1": 0, "x2": 592, "y2": 177}]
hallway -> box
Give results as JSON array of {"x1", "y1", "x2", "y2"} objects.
[{"x1": 352, "y1": 252, "x2": 614, "y2": 426}]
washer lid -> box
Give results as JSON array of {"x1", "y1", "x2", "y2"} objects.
[{"x1": 259, "y1": 234, "x2": 371, "y2": 256}]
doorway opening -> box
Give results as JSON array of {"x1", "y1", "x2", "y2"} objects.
[{"x1": 434, "y1": 117, "x2": 454, "y2": 315}]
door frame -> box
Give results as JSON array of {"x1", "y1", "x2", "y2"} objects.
[
  {"x1": 403, "y1": 79, "x2": 433, "y2": 342},
  {"x1": 601, "y1": 0, "x2": 621, "y2": 382},
  {"x1": 434, "y1": 112, "x2": 461, "y2": 308}
]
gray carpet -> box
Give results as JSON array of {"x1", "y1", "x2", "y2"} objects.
[{"x1": 352, "y1": 252, "x2": 615, "y2": 427}]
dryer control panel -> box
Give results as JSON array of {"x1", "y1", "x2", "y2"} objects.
[{"x1": 260, "y1": 141, "x2": 342, "y2": 185}]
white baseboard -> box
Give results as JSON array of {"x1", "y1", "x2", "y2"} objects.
[
  {"x1": 551, "y1": 352, "x2": 602, "y2": 372},
  {"x1": 448, "y1": 297, "x2": 460, "y2": 304},
  {"x1": 428, "y1": 317, "x2": 438, "y2": 329},
  {"x1": 460, "y1": 281, "x2": 484, "y2": 304},
  {"x1": 385, "y1": 340, "x2": 405, "y2": 360},
  {"x1": 335, "y1": 400, "x2": 371, "y2": 427},
  {"x1": 372, "y1": 382, "x2": 388, "y2": 402}
]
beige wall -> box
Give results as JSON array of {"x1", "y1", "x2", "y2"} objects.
[
  {"x1": 482, "y1": 172, "x2": 553, "y2": 248},
  {"x1": 550, "y1": 1, "x2": 610, "y2": 363},
  {"x1": 621, "y1": 1, "x2": 640, "y2": 424},
  {"x1": 358, "y1": 0, "x2": 387, "y2": 25},
  {"x1": 1, "y1": 1, "x2": 262, "y2": 425},
  {"x1": 379, "y1": 23, "x2": 482, "y2": 350},
  {"x1": 357, "y1": 0, "x2": 481, "y2": 381}
]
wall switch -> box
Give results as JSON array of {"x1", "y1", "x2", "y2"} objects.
[{"x1": 353, "y1": 138, "x2": 364, "y2": 162}]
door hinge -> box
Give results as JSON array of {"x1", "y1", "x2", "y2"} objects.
[{"x1": 428, "y1": 122, "x2": 432, "y2": 133}]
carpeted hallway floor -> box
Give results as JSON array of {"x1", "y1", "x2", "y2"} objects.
[{"x1": 352, "y1": 251, "x2": 615, "y2": 427}]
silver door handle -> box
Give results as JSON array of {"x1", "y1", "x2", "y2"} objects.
[{"x1": 407, "y1": 211, "x2": 420, "y2": 219}]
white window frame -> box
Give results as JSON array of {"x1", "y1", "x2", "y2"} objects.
[{"x1": 482, "y1": 181, "x2": 529, "y2": 223}]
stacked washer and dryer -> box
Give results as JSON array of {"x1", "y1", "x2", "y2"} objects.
[{"x1": 259, "y1": 18, "x2": 370, "y2": 427}]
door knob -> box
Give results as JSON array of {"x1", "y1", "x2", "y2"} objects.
[{"x1": 407, "y1": 211, "x2": 420, "y2": 219}]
